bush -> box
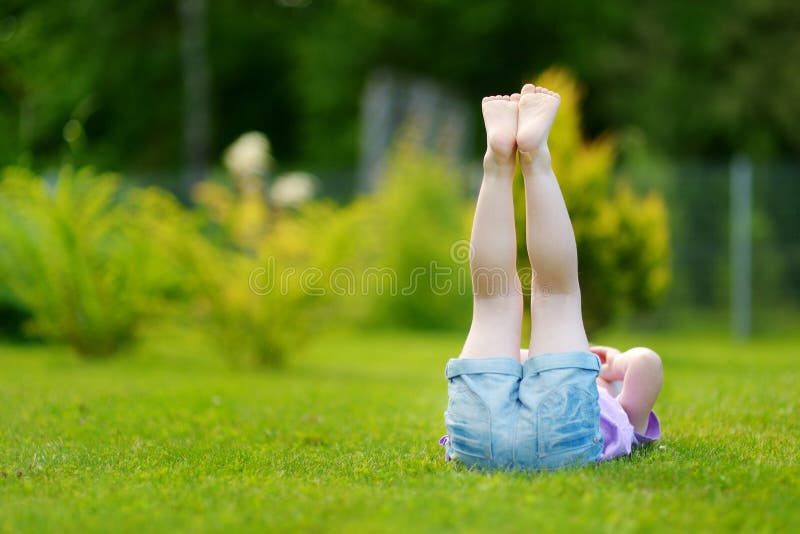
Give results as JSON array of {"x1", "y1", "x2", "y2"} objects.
[
  {"x1": 0, "y1": 167, "x2": 242, "y2": 356},
  {"x1": 366, "y1": 141, "x2": 472, "y2": 329},
  {"x1": 191, "y1": 182, "x2": 363, "y2": 367},
  {"x1": 196, "y1": 250, "x2": 306, "y2": 368},
  {"x1": 0, "y1": 166, "x2": 324, "y2": 366},
  {"x1": 196, "y1": 138, "x2": 475, "y2": 340},
  {"x1": 513, "y1": 68, "x2": 671, "y2": 333},
  {"x1": 0, "y1": 164, "x2": 373, "y2": 365},
  {"x1": 0, "y1": 168, "x2": 164, "y2": 354}
]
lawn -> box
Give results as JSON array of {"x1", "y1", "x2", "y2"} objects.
[{"x1": 1, "y1": 324, "x2": 798, "y2": 532}]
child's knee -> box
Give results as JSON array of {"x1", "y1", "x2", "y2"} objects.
[
  {"x1": 626, "y1": 347, "x2": 663, "y2": 380},
  {"x1": 628, "y1": 347, "x2": 661, "y2": 366}
]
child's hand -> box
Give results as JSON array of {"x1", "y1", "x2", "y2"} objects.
[
  {"x1": 589, "y1": 345, "x2": 619, "y2": 364},
  {"x1": 590, "y1": 345, "x2": 623, "y2": 382}
]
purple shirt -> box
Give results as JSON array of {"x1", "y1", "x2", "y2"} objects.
[{"x1": 597, "y1": 385, "x2": 661, "y2": 461}]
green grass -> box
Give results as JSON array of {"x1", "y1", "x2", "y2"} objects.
[{"x1": 1, "y1": 325, "x2": 798, "y2": 532}]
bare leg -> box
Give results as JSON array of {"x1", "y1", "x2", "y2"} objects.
[
  {"x1": 460, "y1": 93, "x2": 523, "y2": 359},
  {"x1": 517, "y1": 84, "x2": 589, "y2": 360},
  {"x1": 593, "y1": 346, "x2": 664, "y2": 433}
]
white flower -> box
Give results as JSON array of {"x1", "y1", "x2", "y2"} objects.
[
  {"x1": 223, "y1": 131, "x2": 271, "y2": 180},
  {"x1": 270, "y1": 172, "x2": 318, "y2": 208}
]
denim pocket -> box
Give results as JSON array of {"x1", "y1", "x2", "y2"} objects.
[
  {"x1": 444, "y1": 377, "x2": 492, "y2": 461},
  {"x1": 537, "y1": 385, "x2": 599, "y2": 461}
]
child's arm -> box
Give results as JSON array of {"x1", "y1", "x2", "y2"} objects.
[{"x1": 591, "y1": 346, "x2": 663, "y2": 434}]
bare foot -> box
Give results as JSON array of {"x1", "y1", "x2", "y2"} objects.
[
  {"x1": 517, "y1": 84, "x2": 560, "y2": 162},
  {"x1": 482, "y1": 93, "x2": 520, "y2": 171}
]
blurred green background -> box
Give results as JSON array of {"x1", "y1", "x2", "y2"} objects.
[
  {"x1": 1, "y1": 1, "x2": 799, "y2": 531},
  {"x1": 1, "y1": 0, "x2": 797, "y2": 359}
]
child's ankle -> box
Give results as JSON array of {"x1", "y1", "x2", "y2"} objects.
[
  {"x1": 483, "y1": 150, "x2": 516, "y2": 176},
  {"x1": 519, "y1": 144, "x2": 551, "y2": 169}
]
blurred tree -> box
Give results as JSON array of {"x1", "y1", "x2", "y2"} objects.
[
  {"x1": 0, "y1": 0, "x2": 311, "y2": 182},
  {"x1": 0, "y1": 0, "x2": 183, "y2": 172},
  {"x1": 179, "y1": 0, "x2": 211, "y2": 191},
  {"x1": 0, "y1": 0, "x2": 798, "y2": 177},
  {"x1": 578, "y1": 0, "x2": 800, "y2": 158}
]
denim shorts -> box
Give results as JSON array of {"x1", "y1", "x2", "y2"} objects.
[{"x1": 443, "y1": 352, "x2": 603, "y2": 471}]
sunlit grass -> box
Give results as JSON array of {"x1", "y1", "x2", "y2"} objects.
[{"x1": 0, "y1": 325, "x2": 798, "y2": 532}]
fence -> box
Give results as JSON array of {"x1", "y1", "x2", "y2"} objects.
[{"x1": 637, "y1": 158, "x2": 800, "y2": 333}]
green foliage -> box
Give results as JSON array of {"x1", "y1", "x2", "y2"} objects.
[
  {"x1": 514, "y1": 69, "x2": 671, "y2": 334},
  {"x1": 190, "y1": 181, "x2": 368, "y2": 367},
  {"x1": 200, "y1": 218, "x2": 335, "y2": 369},
  {"x1": 0, "y1": 164, "x2": 354, "y2": 365},
  {"x1": 0, "y1": 0, "x2": 183, "y2": 170},
  {"x1": 194, "y1": 139, "x2": 474, "y2": 337},
  {"x1": 3, "y1": 0, "x2": 798, "y2": 174},
  {"x1": 366, "y1": 141, "x2": 472, "y2": 329},
  {"x1": 0, "y1": 150, "x2": 471, "y2": 362},
  {"x1": 0, "y1": 167, "x2": 142, "y2": 354},
  {"x1": 0, "y1": 167, "x2": 209, "y2": 354},
  {"x1": 197, "y1": 251, "x2": 302, "y2": 369}
]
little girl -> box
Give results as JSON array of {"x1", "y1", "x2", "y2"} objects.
[{"x1": 441, "y1": 85, "x2": 662, "y2": 470}]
